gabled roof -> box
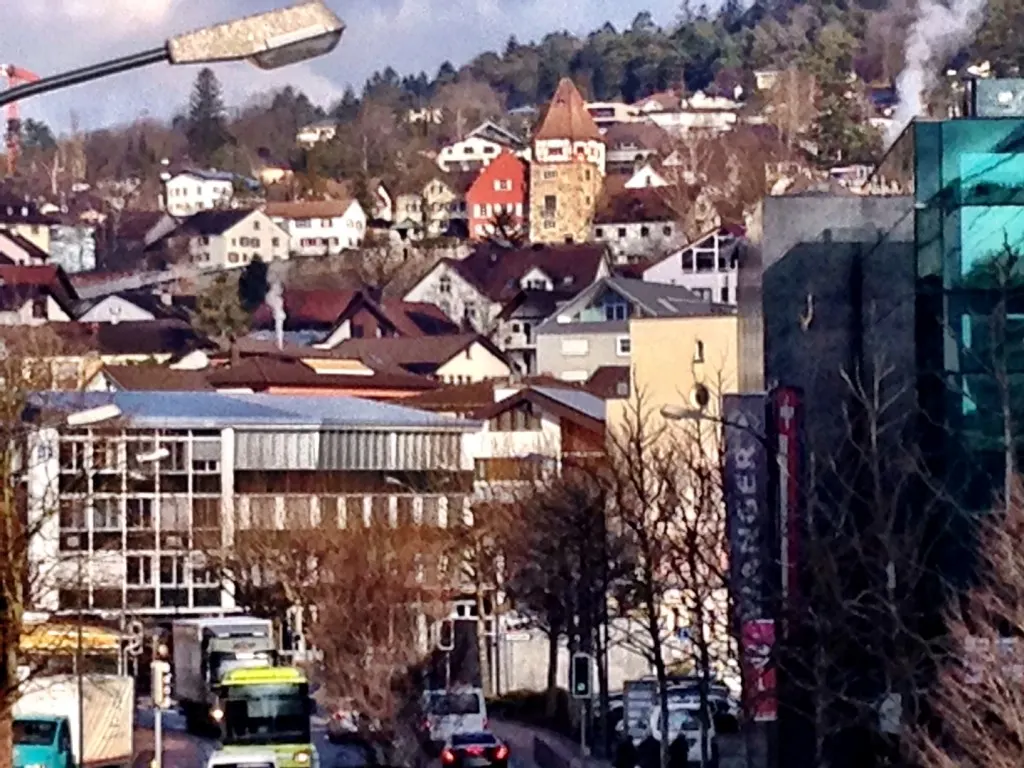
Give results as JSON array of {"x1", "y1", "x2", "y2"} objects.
[
  {"x1": 330, "y1": 333, "x2": 508, "y2": 376},
  {"x1": 470, "y1": 385, "x2": 606, "y2": 434},
  {"x1": 533, "y1": 78, "x2": 603, "y2": 143},
  {"x1": 468, "y1": 120, "x2": 527, "y2": 149},
  {"x1": 169, "y1": 169, "x2": 235, "y2": 183},
  {"x1": 251, "y1": 289, "x2": 358, "y2": 330},
  {"x1": 0, "y1": 264, "x2": 77, "y2": 308},
  {"x1": 537, "y1": 276, "x2": 732, "y2": 333},
  {"x1": 400, "y1": 375, "x2": 580, "y2": 413},
  {"x1": 75, "y1": 290, "x2": 192, "y2": 322},
  {"x1": 586, "y1": 366, "x2": 631, "y2": 399},
  {"x1": 436, "y1": 243, "x2": 608, "y2": 304},
  {"x1": 170, "y1": 209, "x2": 259, "y2": 238},
  {"x1": 264, "y1": 199, "x2": 358, "y2": 220},
  {"x1": 99, "y1": 364, "x2": 214, "y2": 391},
  {"x1": 594, "y1": 188, "x2": 676, "y2": 225},
  {"x1": 0, "y1": 231, "x2": 48, "y2": 264},
  {"x1": 601, "y1": 122, "x2": 672, "y2": 152},
  {"x1": 111, "y1": 210, "x2": 167, "y2": 241},
  {"x1": 206, "y1": 355, "x2": 438, "y2": 392}
]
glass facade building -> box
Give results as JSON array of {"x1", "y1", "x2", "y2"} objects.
[{"x1": 875, "y1": 118, "x2": 1024, "y2": 509}]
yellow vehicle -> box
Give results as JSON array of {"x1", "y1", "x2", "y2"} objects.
[
  {"x1": 20, "y1": 621, "x2": 124, "y2": 675},
  {"x1": 214, "y1": 666, "x2": 318, "y2": 768}
]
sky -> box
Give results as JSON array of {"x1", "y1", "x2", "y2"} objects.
[{"x1": 1, "y1": 0, "x2": 692, "y2": 132}]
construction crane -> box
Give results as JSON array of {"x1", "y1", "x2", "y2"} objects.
[{"x1": 1, "y1": 64, "x2": 40, "y2": 175}]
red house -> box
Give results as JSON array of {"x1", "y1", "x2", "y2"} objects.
[{"x1": 465, "y1": 149, "x2": 529, "y2": 241}]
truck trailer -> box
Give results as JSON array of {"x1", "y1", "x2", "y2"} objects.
[
  {"x1": 172, "y1": 617, "x2": 276, "y2": 734},
  {"x1": 13, "y1": 674, "x2": 134, "y2": 768}
]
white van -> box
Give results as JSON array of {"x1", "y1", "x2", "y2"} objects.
[
  {"x1": 421, "y1": 688, "x2": 488, "y2": 749},
  {"x1": 206, "y1": 749, "x2": 278, "y2": 768}
]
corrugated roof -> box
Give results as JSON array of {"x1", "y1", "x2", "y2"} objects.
[
  {"x1": 533, "y1": 78, "x2": 603, "y2": 143},
  {"x1": 35, "y1": 391, "x2": 478, "y2": 431},
  {"x1": 533, "y1": 386, "x2": 606, "y2": 422}
]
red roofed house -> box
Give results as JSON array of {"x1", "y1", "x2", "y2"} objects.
[
  {"x1": 465, "y1": 150, "x2": 529, "y2": 241},
  {"x1": 0, "y1": 265, "x2": 77, "y2": 325}
]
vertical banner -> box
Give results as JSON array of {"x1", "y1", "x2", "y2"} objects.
[
  {"x1": 773, "y1": 387, "x2": 803, "y2": 607},
  {"x1": 742, "y1": 619, "x2": 778, "y2": 721},
  {"x1": 723, "y1": 393, "x2": 770, "y2": 626}
]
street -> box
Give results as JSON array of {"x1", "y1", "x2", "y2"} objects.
[{"x1": 133, "y1": 710, "x2": 538, "y2": 768}]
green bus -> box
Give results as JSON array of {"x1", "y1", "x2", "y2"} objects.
[{"x1": 213, "y1": 666, "x2": 318, "y2": 768}]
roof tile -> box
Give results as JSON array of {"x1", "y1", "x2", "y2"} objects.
[{"x1": 533, "y1": 78, "x2": 604, "y2": 143}]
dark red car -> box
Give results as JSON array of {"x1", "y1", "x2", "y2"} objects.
[{"x1": 440, "y1": 732, "x2": 510, "y2": 768}]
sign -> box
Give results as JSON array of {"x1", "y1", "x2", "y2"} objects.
[
  {"x1": 773, "y1": 387, "x2": 803, "y2": 606},
  {"x1": 741, "y1": 619, "x2": 777, "y2": 721},
  {"x1": 723, "y1": 394, "x2": 770, "y2": 625}
]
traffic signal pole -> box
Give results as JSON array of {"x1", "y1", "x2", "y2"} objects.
[{"x1": 150, "y1": 636, "x2": 169, "y2": 768}]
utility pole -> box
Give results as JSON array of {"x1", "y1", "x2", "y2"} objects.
[
  {"x1": 150, "y1": 636, "x2": 171, "y2": 768},
  {"x1": 75, "y1": 545, "x2": 84, "y2": 768}
]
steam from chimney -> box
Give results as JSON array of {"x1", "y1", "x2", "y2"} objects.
[
  {"x1": 885, "y1": 0, "x2": 988, "y2": 149},
  {"x1": 266, "y1": 263, "x2": 287, "y2": 351}
]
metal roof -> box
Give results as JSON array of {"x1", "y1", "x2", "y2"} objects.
[
  {"x1": 532, "y1": 387, "x2": 607, "y2": 422},
  {"x1": 34, "y1": 391, "x2": 479, "y2": 432}
]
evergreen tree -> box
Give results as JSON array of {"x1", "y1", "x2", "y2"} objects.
[
  {"x1": 192, "y1": 273, "x2": 252, "y2": 350},
  {"x1": 187, "y1": 68, "x2": 229, "y2": 165},
  {"x1": 238, "y1": 257, "x2": 269, "y2": 313},
  {"x1": 333, "y1": 87, "x2": 360, "y2": 121},
  {"x1": 20, "y1": 119, "x2": 56, "y2": 151}
]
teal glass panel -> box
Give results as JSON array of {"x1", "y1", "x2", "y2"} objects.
[
  {"x1": 915, "y1": 121, "x2": 940, "y2": 204},
  {"x1": 958, "y1": 205, "x2": 1024, "y2": 279},
  {"x1": 938, "y1": 119, "x2": 1024, "y2": 205},
  {"x1": 947, "y1": 291, "x2": 1024, "y2": 373}
]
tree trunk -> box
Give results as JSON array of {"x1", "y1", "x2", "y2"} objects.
[
  {"x1": 475, "y1": 588, "x2": 490, "y2": 696},
  {"x1": 545, "y1": 620, "x2": 560, "y2": 719},
  {"x1": 646, "y1": 582, "x2": 670, "y2": 768},
  {"x1": 0, "y1": 704, "x2": 12, "y2": 768}
]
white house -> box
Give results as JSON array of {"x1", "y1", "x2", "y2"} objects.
[
  {"x1": 643, "y1": 228, "x2": 741, "y2": 305},
  {"x1": 436, "y1": 121, "x2": 529, "y2": 172},
  {"x1": 624, "y1": 163, "x2": 669, "y2": 189},
  {"x1": 153, "y1": 209, "x2": 289, "y2": 270},
  {"x1": 296, "y1": 119, "x2": 343, "y2": 147},
  {"x1": 76, "y1": 290, "x2": 187, "y2": 324},
  {"x1": 162, "y1": 170, "x2": 234, "y2": 217},
  {"x1": 0, "y1": 265, "x2": 76, "y2": 326},
  {"x1": 265, "y1": 199, "x2": 367, "y2": 256},
  {"x1": 634, "y1": 91, "x2": 742, "y2": 134},
  {"x1": 591, "y1": 189, "x2": 681, "y2": 261},
  {"x1": 0, "y1": 231, "x2": 48, "y2": 265}
]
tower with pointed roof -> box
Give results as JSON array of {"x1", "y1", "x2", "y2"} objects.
[{"x1": 528, "y1": 78, "x2": 606, "y2": 244}]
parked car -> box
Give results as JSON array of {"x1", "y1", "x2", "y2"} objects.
[
  {"x1": 440, "y1": 732, "x2": 509, "y2": 768},
  {"x1": 206, "y1": 749, "x2": 278, "y2": 768}
]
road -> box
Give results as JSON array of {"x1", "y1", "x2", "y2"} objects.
[{"x1": 133, "y1": 710, "x2": 538, "y2": 768}]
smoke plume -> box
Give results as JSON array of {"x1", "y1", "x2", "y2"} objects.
[
  {"x1": 886, "y1": 0, "x2": 988, "y2": 148},
  {"x1": 265, "y1": 264, "x2": 287, "y2": 351}
]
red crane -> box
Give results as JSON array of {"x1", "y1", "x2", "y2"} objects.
[{"x1": 1, "y1": 64, "x2": 41, "y2": 175}]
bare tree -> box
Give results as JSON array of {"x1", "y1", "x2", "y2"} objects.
[{"x1": 764, "y1": 68, "x2": 819, "y2": 152}]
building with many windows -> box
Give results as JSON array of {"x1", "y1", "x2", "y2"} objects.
[{"x1": 28, "y1": 392, "x2": 479, "y2": 620}]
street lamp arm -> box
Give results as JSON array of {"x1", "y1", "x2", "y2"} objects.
[{"x1": 0, "y1": 47, "x2": 170, "y2": 109}]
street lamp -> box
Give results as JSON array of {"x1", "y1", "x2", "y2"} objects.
[{"x1": 0, "y1": 1, "x2": 345, "y2": 109}]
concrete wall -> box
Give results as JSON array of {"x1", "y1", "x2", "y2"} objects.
[{"x1": 535, "y1": 326, "x2": 629, "y2": 381}]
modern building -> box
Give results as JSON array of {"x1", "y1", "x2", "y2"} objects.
[
  {"x1": 534, "y1": 276, "x2": 724, "y2": 381},
  {"x1": 265, "y1": 199, "x2": 367, "y2": 256},
  {"x1": 162, "y1": 170, "x2": 235, "y2": 217},
  {"x1": 28, "y1": 392, "x2": 480, "y2": 618},
  {"x1": 645, "y1": 227, "x2": 743, "y2": 304},
  {"x1": 465, "y1": 150, "x2": 529, "y2": 241},
  {"x1": 528, "y1": 78, "x2": 606, "y2": 244}
]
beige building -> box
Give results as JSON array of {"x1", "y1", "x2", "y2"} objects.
[
  {"x1": 156, "y1": 209, "x2": 289, "y2": 270},
  {"x1": 529, "y1": 78, "x2": 606, "y2": 244},
  {"x1": 606, "y1": 312, "x2": 739, "y2": 437}
]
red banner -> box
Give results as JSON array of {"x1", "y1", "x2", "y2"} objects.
[{"x1": 742, "y1": 619, "x2": 777, "y2": 721}]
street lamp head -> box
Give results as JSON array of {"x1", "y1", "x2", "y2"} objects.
[{"x1": 167, "y1": 1, "x2": 345, "y2": 69}]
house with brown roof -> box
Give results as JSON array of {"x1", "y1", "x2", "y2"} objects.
[
  {"x1": 529, "y1": 78, "x2": 606, "y2": 244},
  {"x1": 602, "y1": 122, "x2": 672, "y2": 173},
  {"x1": 264, "y1": 198, "x2": 367, "y2": 256},
  {"x1": 327, "y1": 333, "x2": 512, "y2": 384},
  {"x1": 0, "y1": 264, "x2": 78, "y2": 325},
  {"x1": 464, "y1": 385, "x2": 607, "y2": 487},
  {"x1": 403, "y1": 242, "x2": 611, "y2": 374},
  {"x1": 591, "y1": 187, "x2": 683, "y2": 261},
  {"x1": 150, "y1": 209, "x2": 288, "y2": 270}
]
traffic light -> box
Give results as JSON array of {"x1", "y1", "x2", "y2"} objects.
[
  {"x1": 151, "y1": 660, "x2": 172, "y2": 709},
  {"x1": 437, "y1": 618, "x2": 455, "y2": 651},
  {"x1": 571, "y1": 653, "x2": 592, "y2": 699}
]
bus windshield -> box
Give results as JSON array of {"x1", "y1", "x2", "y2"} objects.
[
  {"x1": 223, "y1": 683, "x2": 311, "y2": 746},
  {"x1": 14, "y1": 720, "x2": 56, "y2": 746}
]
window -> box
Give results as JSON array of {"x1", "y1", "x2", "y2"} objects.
[
  {"x1": 617, "y1": 227, "x2": 627, "y2": 238},
  {"x1": 604, "y1": 299, "x2": 630, "y2": 321},
  {"x1": 561, "y1": 338, "x2": 589, "y2": 356},
  {"x1": 640, "y1": 226, "x2": 650, "y2": 237},
  {"x1": 439, "y1": 276, "x2": 452, "y2": 294},
  {"x1": 92, "y1": 498, "x2": 121, "y2": 530},
  {"x1": 544, "y1": 220, "x2": 555, "y2": 229},
  {"x1": 193, "y1": 498, "x2": 220, "y2": 528},
  {"x1": 126, "y1": 556, "x2": 153, "y2": 586},
  {"x1": 720, "y1": 286, "x2": 729, "y2": 303},
  {"x1": 296, "y1": 220, "x2": 312, "y2": 228},
  {"x1": 596, "y1": 227, "x2": 604, "y2": 238},
  {"x1": 694, "y1": 339, "x2": 706, "y2": 363},
  {"x1": 617, "y1": 336, "x2": 631, "y2": 356},
  {"x1": 543, "y1": 170, "x2": 557, "y2": 180},
  {"x1": 493, "y1": 179, "x2": 512, "y2": 192},
  {"x1": 585, "y1": 169, "x2": 592, "y2": 180},
  {"x1": 253, "y1": 221, "x2": 261, "y2": 230},
  {"x1": 320, "y1": 218, "x2": 332, "y2": 227},
  {"x1": 229, "y1": 252, "x2": 239, "y2": 263},
  {"x1": 663, "y1": 225, "x2": 673, "y2": 236},
  {"x1": 490, "y1": 402, "x2": 543, "y2": 432},
  {"x1": 543, "y1": 195, "x2": 557, "y2": 215},
  {"x1": 160, "y1": 555, "x2": 186, "y2": 585},
  {"x1": 272, "y1": 237, "x2": 280, "y2": 247},
  {"x1": 548, "y1": 146, "x2": 565, "y2": 156},
  {"x1": 126, "y1": 498, "x2": 153, "y2": 530},
  {"x1": 31, "y1": 297, "x2": 46, "y2": 319},
  {"x1": 473, "y1": 204, "x2": 482, "y2": 217}
]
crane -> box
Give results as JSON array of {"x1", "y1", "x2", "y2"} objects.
[{"x1": 1, "y1": 64, "x2": 41, "y2": 175}]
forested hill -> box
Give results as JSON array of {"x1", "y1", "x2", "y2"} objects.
[{"x1": 352, "y1": 0, "x2": 1024, "y2": 110}]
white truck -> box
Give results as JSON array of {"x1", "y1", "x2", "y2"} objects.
[
  {"x1": 172, "y1": 617, "x2": 277, "y2": 733},
  {"x1": 13, "y1": 674, "x2": 134, "y2": 768}
]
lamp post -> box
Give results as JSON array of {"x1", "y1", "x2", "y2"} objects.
[{"x1": 0, "y1": 1, "x2": 345, "y2": 109}]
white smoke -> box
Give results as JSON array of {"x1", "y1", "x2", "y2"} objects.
[
  {"x1": 886, "y1": 0, "x2": 989, "y2": 148},
  {"x1": 265, "y1": 264, "x2": 287, "y2": 351}
]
